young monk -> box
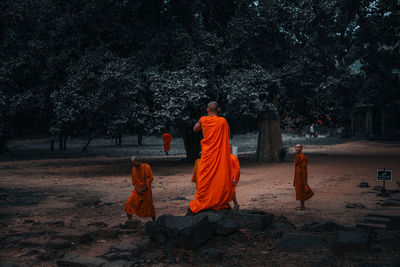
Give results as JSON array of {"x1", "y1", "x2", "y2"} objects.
[
  {"x1": 124, "y1": 156, "x2": 156, "y2": 221},
  {"x1": 229, "y1": 144, "x2": 240, "y2": 210},
  {"x1": 162, "y1": 133, "x2": 172, "y2": 155},
  {"x1": 294, "y1": 144, "x2": 313, "y2": 210},
  {"x1": 189, "y1": 101, "x2": 232, "y2": 214}
]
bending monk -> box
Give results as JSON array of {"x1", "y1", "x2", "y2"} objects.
[
  {"x1": 124, "y1": 156, "x2": 156, "y2": 221},
  {"x1": 294, "y1": 144, "x2": 313, "y2": 210},
  {"x1": 229, "y1": 144, "x2": 240, "y2": 210},
  {"x1": 189, "y1": 101, "x2": 232, "y2": 214},
  {"x1": 162, "y1": 133, "x2": 172, "y2": 155}
]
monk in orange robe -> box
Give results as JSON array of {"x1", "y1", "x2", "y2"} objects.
[
  {"x1": 189, "y1": 101, "x2": 232, "y2": 214},
  {"x1": 294, "y1": 144, "x2": 313, "y2": 210},
  {"x1": 162, "y1": 133, "x2": 172, "y2": 155},
  {"x1": 229, "y1": 145, "x2": 240, "y2": 210},
  {"x1": 124, "y1": 156, "x2": 156, "y2": 221}
]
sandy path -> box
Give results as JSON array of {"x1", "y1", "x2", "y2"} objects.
[{"x1": 1, "y1": 140, "x2": 399, "y2": 230}]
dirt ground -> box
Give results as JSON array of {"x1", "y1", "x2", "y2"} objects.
[{"x1": 1, "y1": 136, "x2": 400, "y2": 266}]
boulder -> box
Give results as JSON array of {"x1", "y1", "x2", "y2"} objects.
[
  {"x1": 50, "y1": 232, "x2": 91, "y2": 244},
  {"x1": 199, "y1": 212, "x2": 238, "y2": 236},
  {"x1": 146, "y1": 214, "x2": 213, "y2": 249},
  {"x1": 332, "y1": 231, "x2": 370, "y2": 252},
  {"x1": 276, "y1": 233, "x2": 326, "y2": 252},
  {"x1": 305, "y1": 221, "x2": 346, "y2": 232}
]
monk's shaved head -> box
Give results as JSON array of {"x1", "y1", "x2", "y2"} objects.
[
  {"x1": 207, "y1": 101, "x2": 219, "y2": 112},
  {"x1": 295, "y1": 144, "x2": 303, "y2": 154}
]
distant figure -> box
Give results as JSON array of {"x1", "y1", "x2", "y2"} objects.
[
  {"x1": 124, "y1": 156, "x2": 156, "y2": 221},
  {"x1": 189, "y1": 101, "x2": 232, "y2": 214},
  {"x1": 229, "y1": 144, "x2": 240, "y2": 210},
  {"x1": 162, "y1": 133, "x2": 172, "y2": 155},
  {"x1": 309, "y1": 125, "x2": 315, "y2": 138},
  {"x1": 294, "y1": 144, "x2": 313, "y2": 210}
]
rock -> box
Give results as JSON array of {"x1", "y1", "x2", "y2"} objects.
[
  {"x1": 359, "y1": 181, "x2": 369, "y2": 188},
  {"x1": 146, "y1": 214, "x2": 213, "y2": 249},
  {"x1": 57, "y1": 254, "x2": 107, "y2": 267},
  {"x1": 332, "y1": 231, "x2": 370, "y2": 252},
  {"x1": 200, "y1": 212, "x2": 238, "y2": 236},
  {"x1": 102, "y1": 260, "x2": 133, "y2": 267},
  {"x1": 198, "y1": 248, "x2": 223, "y2": 262},
  {"x1": 18, "y1": 238, "x2": 44, "y2": 248},
  {"x1": 273, "y1": 222, "x2": 296, "y2": 232},
  {"x1": 118, "y1": 219, "x2": 143, "y2": 229},
  {"x1": 50, "y1": 232, "x2": 91, "y2": 244},
  {"x1": 87, "y1": 222, "x2": 108, "y2": 228},
  {"x1": 36, "y1": 249, "x2": 65, "y2": 261},
  {"x1": 345, "y1": 203, "x2": 367, "y2": 209},
  {"x1": 306, "y1": 221, "x2": 346, "y2": 232},
  {"x1": 46, "y1": 239, "x2": 73, "y2": 250},
  {"x1": 276, "y1": 233, "x2": 326, "y2": 252},
  {"x1": 101, "y1": 242, "x2": 133, "y2": 261},
  {"x1": 92, "y1": 228, "x2": 122, "y2": 239},
  {"x1": 0, "y1": 261, "x2": 18, "y2": 267},
  {"x1": 382, "y1": 200, "x2": 400, "y2": 207},
  {"x1": 45, "y1": 220, "x2": 65, "y2": 227},
  {"x1": 220, "y1": 209, "x2": 275, "y2": 230}
]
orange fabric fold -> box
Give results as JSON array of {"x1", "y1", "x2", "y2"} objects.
[
  {"x1": 124, "y1": 163, "x2": 155, "y2": 217},
  {"x1": 162, "y1": 133, "x2": 172, "y2": 152},
  {"x1": 189, "y1": 116, "x2": 232, "y2": 213}
]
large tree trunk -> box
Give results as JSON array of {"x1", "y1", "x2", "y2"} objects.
[
  {"x1": 0, "y1": 134, "x2": 7, "y2": 155},
  {"x1": 50, "y1": 136, "x2": 54, "y2": 151},
  {"x1": 256, "y1": 91, "x2": 283, "y2": 162},
  {"x1": 178, "y1": 126, "x2": 201, "y2": 160},
  {"x1": 256, "y1": 118, "x2": 283, "y2": 162},
  {"x1": 137, "y1": 133, "x2": 143, "y2": 146}
]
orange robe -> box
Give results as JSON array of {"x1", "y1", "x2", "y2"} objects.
[
  {"x1": 191, "y1": 158, "x2": 200, "y2": 184},
  {"x1": 294, "y1": 153, "x2": 313, "y2": 201},
  {"x1": 124, "y1": 163, "x2": 156, "y2": 217},
  {"x1": 189, "y1": 115, "x2": 232, "y2": 213},
  {"x1": 230, "y1": 154, "x2": 240, "y2": 196},
  {"x1": 162, "y1": 133, "x2": 172, "y2": 152}
]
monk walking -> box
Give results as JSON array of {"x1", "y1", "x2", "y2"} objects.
[
  {"x1": 293, "y1": 144, "x2": 313, "y2": 210},
  {"x1": 162, "y1": 133, "x2": 172, "y2": 155},
  {"x1": 189, "y1": 101, "x2": 232, "y2": 214},
  {"x1": 124, "y1": 156, "x2": 156, "y2": 221}
]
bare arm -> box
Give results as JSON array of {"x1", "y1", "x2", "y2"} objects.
[{"x1": 193, "y1": 120, "x2": 201, "y2": 132}]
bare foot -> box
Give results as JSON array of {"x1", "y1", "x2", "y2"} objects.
[
  {"x1": 127, "y1": 214, "x2": 132, "y2": 220},
  {"x1": 295, "y1": 206, "x2": 305, "y2": 210},
  {"x1": 233, "y1": 204, "x2": 240, "y2": 211}
]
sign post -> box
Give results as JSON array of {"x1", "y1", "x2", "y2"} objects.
[{"x1": 377, "y1": 169, "x2": 392, "y2": 197}]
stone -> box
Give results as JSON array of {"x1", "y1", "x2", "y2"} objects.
[
  {"x1": 46, "y1": 239, "x2": 73, "y2": 250},
  {"x1": 276, "y1": 233, "x2": 326, "y2": 252},
  {"x1": 359, "y1": 181, "x2": 369, "y2": 187},
  {"x1": 170, "y1": 196, "x2": 188, "y2": 201},
  {"x1": 219, "y1": 209, "x2": 275, "y2": 230},
  {"x1": 57, "y1": 254, "x2": 107, "y2": 267},
  {"x1": 200, "y1": 212, "x2": 238, "y2": 236},
  {"x1": 118, "y1": 219, "x2": 143, "y2": 229},
  {"x1": 306, "y1": 221, "x2": 346, "y2": 232},
  {"x1": 92, "y1": 228, "x2": 122, "y2": 239},
  {"x1": 87, "y1": 222, "x2": 108, "y2": 228},
  {"x1": 146, "y1": 214, "x2": 213, "y2": 249},
  {"x1": 332, "y1": 231, "x2": 370, "y2": 252},
  {"x1": 102, "y1": 260, "x2": 133, "y2": 267},
  {"x1": 36, "y1": 249, "x2": 65, "y2": 261},
  {"x1": 45, "y1": 220, "x2": 65, "y2": 227},
  {"x1": 198, "y1": 248, "x2": 223, "y2": 262},
  {"x1": 0, "y1": 261, "x2": 18, "y2": 267},
  {"x1": 50, "y1": 232, "x2": 91, "y2": 244}
]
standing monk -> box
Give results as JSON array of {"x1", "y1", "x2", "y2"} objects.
[
  {"x1": 162, "y1": 133, "x2": 172, "y2": 155},
  {"x1": 229, "y1": 144, "x2": 240, "y2": 210},
  {"x1": 293, "y1": 144, "x2": 313, "y2": 210},
  {"x1": 189, "y1": 101, "x2": 232, "y2": 214},
  {"x1": 124, "y1": 156, "x2": 156, "y2": 221}
]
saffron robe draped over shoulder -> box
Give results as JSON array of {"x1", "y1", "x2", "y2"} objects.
[
  {"x1": 124, "y1": 163, "x2": 156, "y2": 217},
  {"x1": 294, "y1": 153, "x2": 313, "y2": 201},
  {"x1": 162, "y1": 133, "x2": 172, "y2": 152},
  {"x1": 189, "y1": 115, "x2": 232, "y2": 214}
]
